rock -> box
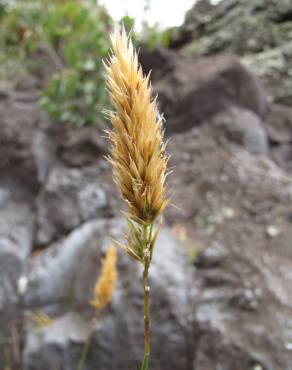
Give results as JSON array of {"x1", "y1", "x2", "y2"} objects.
[
  {"x1": 141, "y1": 51, "x2": 268, "y2": 133},
  {"x1": 0, "y1": 99, "x2": 56, "y2": 192},
  {"x1": 23, "y1": 218, "x2": 192, "y2": 370},
  {"x1": 23, "y1": 219, "x2": 113, "y2": 309},
  {"x1": 1, "y1": 3, "x2": 292, "y2": 368},
  {"x1": 245, "y1": 41, "x2": 292, "y2": 106},
  {"x1": 169, "y1": 0, "x2": 215, "y2": 49},
  {"x1": 264, "y1": 104, "x2": 292, "y2": 170},
  {"x1": 171, "y1": 0, "x2": 292, "y2": 107},
  {"x1": 265, "y1": 104, "x2": 292, "y2": 144},
  {"x1": 212, "y1": 106, "x2": 269, "y2": 154},
  {"x1": 176, "y1": 0, "x2": 292, "y2": 56},
  {"x1": 192, "y1": 240, "x2": 292, "y2": 370},
  {"x1": 166, "y1": 118, "x2": 292, "y2": 369},
  {"x1": 272, "y1": 144, "x2": 292, "y2": 172},
  {"x1": 0, "y1": 194, "x2": 34, "y2": 336},
  {"x1": 35, "y1": 165, "x2": 110, "y2": 246},
  {"x1": 57, "y1": 123, "x2": 107, "y2": 167},
  {"x1": 23, "y1": 312, "x2": 91, "y2": 370}
]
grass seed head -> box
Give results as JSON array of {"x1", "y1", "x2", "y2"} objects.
[
  {"x1": 90, "y1": 246, "x2": 117, "y2": 310},
  {"x1": 104, "y1": 27, "x2": 169, "y2": 225}
]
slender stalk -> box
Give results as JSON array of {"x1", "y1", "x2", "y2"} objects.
[
  {"x1": 104, "y1": 28, "x2": 169, "y2": 370},
  {"x1": 140, "y1": 223, "x2": 153, "y2": 370},
  {"x1": 77, "y1": 336, "x2": 91, "y2": 370},
  {"x1": 141, "y1": 259, "x2": 150, "y2": 370},
  {"x1": 77, "y1": 318, "x2": 96, "y2": 370}
]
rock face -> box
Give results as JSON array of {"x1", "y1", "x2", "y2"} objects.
[
  {"x1": 167, "y1": 121, "x2": 292, "y2": 370},
  {"x1": 22, "y1": 220, "x2": 193, "y2": 370},
  {"x1": 193, "y1": 240, "x2": 292, "y2": 370},
  {"x1": 171, "y1": 0, "x2": 292, "y2": 106},
  {"x1": 141, "y1": 50, "x2": 268, "y2": 133},
  {"x1": 35, "y1": 165, "x2": 109, "y2": 245},
  {"x1": 2, "y1": 9, "x2": 292, "y2": 368}
]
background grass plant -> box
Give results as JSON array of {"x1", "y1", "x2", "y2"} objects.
[{"x1": 77, "y1": 245, "x2": 117, "y2": 370}]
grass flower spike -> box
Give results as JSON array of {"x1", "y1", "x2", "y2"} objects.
[
  {"x1": 78, "y1": 246, "x2": 118, "y2": 370},
  {"x1": 104, "y1": 27, "x2": 169, "y2": 370},
  {"x1": 90, "y1": 245, "x2": 117, "y2": 310}
]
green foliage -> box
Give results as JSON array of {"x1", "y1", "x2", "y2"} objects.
[
  {"x1": 1, "y1": 0, "x2": 112, "y2": 125},
  {"x1": 140, "y1": 23, "x2": 171, "y2": 50},
  {"x1": 120, "y1": 16, "x2": 170, "y2": 51},
  {"x1": 187, "y1": 240, "x2": 200, "y2": 264},
  {"x1": 1, "y1": 0, "x2": 171, "y2": 126}
]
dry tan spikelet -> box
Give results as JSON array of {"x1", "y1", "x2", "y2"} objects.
[
  {"x1": 104, "y1": 27, "x2": 169, "y2": 225},
  {"x1": 90, "y1": 246, "x2": 117, "y2": 310}
]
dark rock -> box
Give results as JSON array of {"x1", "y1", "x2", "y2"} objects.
[
  {"x1": 266, "y1": 104, "x2": 292, "y2": 144},
  {"x1": 57, "y1": 123, "x2": 107, "y2": 167},
  {"x1": 272, "y1": 144, "x2": 292, "y2": 172},
  {"x1": 142, "y1": 51, "x2": 268, "y2": 133},
  {"x1": 263, "y1": 104, "x2": 292, "y2": 170},
  {"x1": 172, "y1": 0, "x2": 292, "y2": 107},
  {"x1": 140, "y1": 47, "x2": 176, "y2": 80},
  {"x1": 0, "y1": 99, "x2": 56, "y2": 193}
]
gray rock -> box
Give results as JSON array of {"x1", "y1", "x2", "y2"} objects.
[
  {"x1": 213, "y1": 106, "x2": 269, "y2": 154},
  {"x1": 246, "y1": 41, "x2": 292, "y2": 106},
  {"x1": 23, "y1": 219, "x2": 114, "y2": 308},
  {"x1": 23, "y1": 218, "x2": 193, "y2": 370},
  {"x1": 0, "y1": 197, "x2": 34, "y2": 335},
  {"x1": 192, "y1": 240, "x2": 292, "y2": 370},
  {"x1": 23, "y1": 312, "x2": 91, "y2": 370},
  {"x1": 35, "y1": 165, "x2": 109, "y2": 246},
  {"x1": 265, "y1": 104, "x2": 292, "y2": 144}
]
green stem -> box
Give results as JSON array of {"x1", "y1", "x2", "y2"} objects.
[
  {"x1": 77, "y1": 318, "x2": 96, "y2": 370},
  {"x1": 77, "y1": 337, "x2": 91, "y2": 370},
  {"x1": 141, "y1": 260, "x2": 150, "y2": 370},
  {"x1": 140, "y1": 221, "x2": 153, "y2": 370}
]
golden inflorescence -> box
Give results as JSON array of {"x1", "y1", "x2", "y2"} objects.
[
  {"x1": 104, "y1": 27, "x2": 168, "y2": 225},
  {"x1": 104, "y1": 27, "x2": 169, "y2": 263},
  {"x1": 90, "y1": 246, "x2": 117, "y2": 310}
]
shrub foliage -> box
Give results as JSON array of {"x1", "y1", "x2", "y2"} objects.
[
  {"x1": 1, "y1": 0, "x2": 112, "y2": 125},
  {"x1": 0, "y1": 0, "x2": 170, "y2": 125}
]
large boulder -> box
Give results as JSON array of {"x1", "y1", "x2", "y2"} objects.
[
  {"x1": 141, "y1": 51, "x2": 268, "y2": 133},
  {"x1": 167, "y1": 122, "x2": 292, "y2": 370},
  {"x1": 170, "y1": 0, "x2": 292, "y2": 107},
  {"x1": 175, "y1": 0, "x2": 292, "y2": 56},
  {"x1": 23, "y1": 219, "x2": 192, "y2": 370}
]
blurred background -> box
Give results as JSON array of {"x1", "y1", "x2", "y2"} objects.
[{"x1": 1, "y1": 0, "x2": 292, "y2": 369}]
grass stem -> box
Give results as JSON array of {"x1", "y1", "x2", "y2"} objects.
[{"x1": 141, "y1": 260, "x2": 150, "y2": 370}]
